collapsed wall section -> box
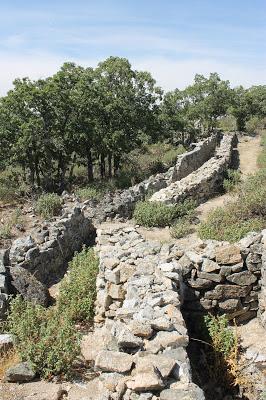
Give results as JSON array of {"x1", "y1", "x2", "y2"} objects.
[
  {"x1": 150, "y1": 133, "x2": 237, "y2": 205},
  {"x1": 85, "y1": 134, "x2": 219, "y2": 222},
  {"x1": 81, "y1": 227, "x2": 204, "y2": 399}
]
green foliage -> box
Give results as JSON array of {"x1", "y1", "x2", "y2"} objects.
[
  {"x1": 133, "y1": 199, "x2": 195, "y2": 227},
  {"x1": 170, "y1": 217, "x2": 194, "y2": 239},
  {"x1": 245, "y1": 116, "x2": 264, "y2": 134},
  {"x1": 170, "y1": 208, "x2": 197, "y2": 238},
  {"x1": 199, "y1": 167, "x2": 266, "y2": 242},
  {"x1": 223, "y1": 169, "x2": 241, "y2": 192},
  {"x1": 205, "y1": 314, "x2": 237, "y2": 358},
  {"x1": 218, "y1": 115, "x2": 237, "y2": 132},
  {"x1": 0, "y1": 167, "x2": 29, "y2": 202},
  {"x1": 76, "y1": 186, "x2": 104, "y2": 201},
  {"x1": 6, "y1": 296, "x2": 80, "y2": 379},
  {"x1": 0, "y1": 224, "x2": 12, "y2": 239},
  {"x1": 35, "y1": 193, "x2": 62, "y2": 219},
  {"x1": 58, "y1": 248, "x2": 98, "y2": 322}
]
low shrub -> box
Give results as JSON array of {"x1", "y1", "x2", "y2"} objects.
[
  {"x1": 171, "y1": 217, "x2": 194, "y2": 239},
  {"x1": 0, "y1": 167, "x2": 29, "y2": 202},
  {"x1": 35, "y1": 193, "x2": 62, "y2": 219},
  {"x1": 171, "y1": 209, "x2": 197, "y2": 238},
  {"x1": 245, "y1": 116, "x2": 264, "y2": 134},
  {"x1": 199, "y1": 166, "x2": 266, "y2": 242},
  {"x1": 0, "y1": 224, "x2": 12, "y2": 239},
  {"x1": 133, "y1": 199, "x2": 195, "y2": 227},
  {"x1": 76, "y1": 186, "x2": 103, "y2": 201},
  {"x1": 58, "y1": 248, "x2": 98, "y2": 322},
  {"x1": 218, "y1": 115, "x2": 237, "y2": 132},
  {"x1": 6, "y1": 296, "x2": 80, "y2": 379},
  {"x1": 223, "y1": 169, "x2": 241, "y2": 192}
]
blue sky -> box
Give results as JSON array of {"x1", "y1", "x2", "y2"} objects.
[{"x1": 0, "y1": 0, "x2": 266, "y2": 94}]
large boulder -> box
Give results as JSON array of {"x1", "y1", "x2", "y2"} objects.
[{"x1": 9, "y1": 266, "x2": 51, "y2": 307}]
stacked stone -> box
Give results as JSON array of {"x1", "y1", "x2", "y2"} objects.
[
  {"x1": 170, "y1": 132, "x2": 220, "y2": 183},
  {"x1": 259, "y1": 230, "x2": 266, "y2": 327},
  {"x1": 82, "y1": 227, "x2": 204, "y2": 400},
  {"x1": 149, "y1": 133, "x2": 237, "y2": 205},
  {"x1": 84, "y1": 134, "x2": 219, "y2": 223},
  {"x1": 180, "y1": 232, "x2": 262, "y2": 323},
  {"x1": 0, "y1": 249, "x2": 9, "y2": 319},
  {"x1": 0, "y1": 206, "x2": 95, "y2": 320}
]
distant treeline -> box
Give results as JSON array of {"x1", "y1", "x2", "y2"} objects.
[{"x1": 0, "y1": 56, "x2": 265, "y2": 190}]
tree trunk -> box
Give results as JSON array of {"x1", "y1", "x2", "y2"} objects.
[
  {"x1": 113, "y1": 155, "x2": 120, "y2": 176},
  {"x1": 100, "y1": 154, "x2": 106, "y2": 179},
  {"x1": 108, "y1": 153, "x2": 112, "y2": 179},
  {"x1": 87, "y1": 149, "x2": 94, "y2": 182},
  {"x1": 69, "y1": 153, "x2": 77, "y2": 180}
]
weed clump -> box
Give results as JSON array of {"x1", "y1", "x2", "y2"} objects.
[{"x1": 35, "y1": 193, "x2": 62, "y2": 219}]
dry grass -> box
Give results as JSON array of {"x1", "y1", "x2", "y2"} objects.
[{"x1": 0, "y1": 348, "x2": 20, "y2": 380}]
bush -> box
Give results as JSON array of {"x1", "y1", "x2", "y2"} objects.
[
  {"x1": 0, "y1": 224, "x2": 12, "y2": 240},
  {"x1": 223, "y1": 169, "x2": 241, "y2": 192},
  {"x1": 245, "y1": 116, "x2": 264, "y2": 134},
  {"x1": 171, "y1": 217, "x2": 194, "y2": 238},
  {"x1": 218, "y1": 115, "x2": 237, "y2": 132},
  {"x1": 0, "y1": 167, "x2": 29, "y2": 202},
  {"x1": 35, "y1": 193, "x2": 62, "y2": 219},
  {"x1": 133, "y1": 200, "x2": 195, "y2": 227},
  {"x1": 6, "y1": 297, "x2": 80, "y2": 379},
  {"x1": 58, "y1": 248, "x2": 98, "y2": 322},
  {"x1": 170, "y1": 209, "x2": 197, "y2": 238}
]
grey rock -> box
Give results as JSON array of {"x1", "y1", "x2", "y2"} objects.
[
  {"x1": 5, "y1": 362, "x2": 35, "y2": 382},
  {"x1": 197, "y1": 271, "x2": 222, "y2": 283},
  {"x1": 9, "y1": 266, "x2": 51, "y2": 307},
  {"x1": 205, "y1": 284, "x2": 251, "y2": 300},
  {"x1": 227, "y1": 271, "x2": 257, "y2": 286},
  {"x1": 95, "y1": 350, "x2": 133, "y2": 373},
  {"x1": 9, "y1": 236, "x2": 35, "y2": 263}
]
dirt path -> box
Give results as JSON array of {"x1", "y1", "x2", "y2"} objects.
[{"x1": 196, "y1": 134, "x2": 261, "y2": 222}]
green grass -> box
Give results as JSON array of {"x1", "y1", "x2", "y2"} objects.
[{"x1": 199, "y1": 132, "x2": 266, "y2": 242}]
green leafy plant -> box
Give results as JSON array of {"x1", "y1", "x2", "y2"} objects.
[
  {"x1": 35, "y1": 193, "x2": 62, "y2": 219},
  {"x1": 223, "y1": 169, "x2": 241, "y2": 192},
  {"x1": 171, "y1": 213, "x2": 195, "y2": 239},
  {"x1": 133, "y1": 199, "x2": 195, "y2": 228},
  {"x1": 6, "y1": 296, "x2": 80, "y2": 379},
  {"x1": 58, "y1": 248, "x2": 98, "y2": 322}
]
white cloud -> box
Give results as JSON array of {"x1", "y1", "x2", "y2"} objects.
[{"x1": 0, "y1": 51, "x2": 266, "y2": 96}]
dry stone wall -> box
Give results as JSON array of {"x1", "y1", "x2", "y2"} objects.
[
  {"x1": 86, "y1": 226, "x2": 266, "y2": 399},
  {"x1": 0, "y1": 206, "x2": 96, "y2": 319},
  {"x1": 150, "y1": 133, "x2": 237, "y2": 205},
  {"x1": 85, "y1": 134, "x2": 219, "y2": 222},
  {"x1": 179, "y1": 232, "x2": 263, "y2": 324},
  {"x1": 81, "y1": 226, "x2": 205, "y2": 400}
]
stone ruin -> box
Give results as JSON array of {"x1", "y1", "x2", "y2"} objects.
[{"x1": 1, "y1": 131, "x2": 266, "y2": 399}]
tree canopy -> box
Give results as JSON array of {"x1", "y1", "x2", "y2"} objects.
[{"x1": 0, "y1": 56, "x2": 265, "y2": 191}]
